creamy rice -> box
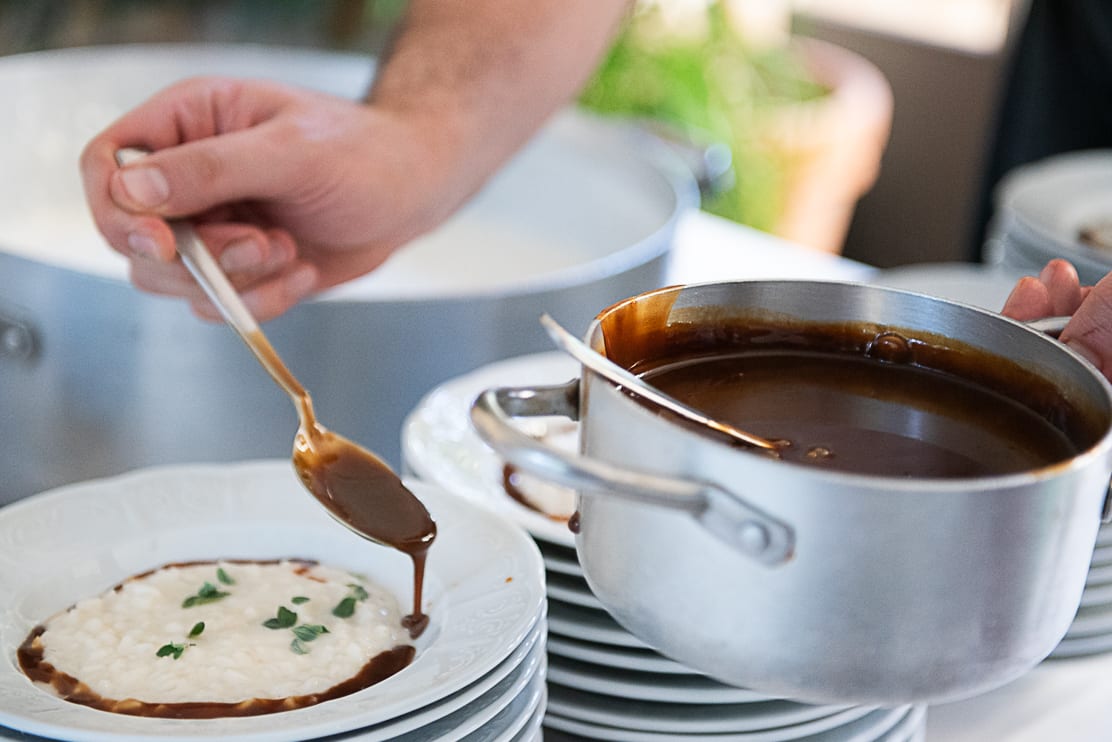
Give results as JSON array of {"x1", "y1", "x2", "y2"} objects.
[{"x1": 26, "y1": 560, "x2": 411, "y2": 705}]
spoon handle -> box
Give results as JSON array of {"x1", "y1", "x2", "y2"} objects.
[
  {"x1": 539, "y1": 313, "x2": 779, "y2": 452},
  {"x1": 172, "y1": 223, "x2": 261, "y2": 339},
  {"x1": 173, "y1": 223, "x2": 308, "y2": 403},
  {"x1": 112, "y1": 150, "x2": 262, "y2": 348}
]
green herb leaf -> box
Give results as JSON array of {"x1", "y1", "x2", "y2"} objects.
[
  {"x1": 292, "y1": 624, "x2": 330, "y2": 642},
  {"x1": 156, "y1": 642, "x2": 185, "y2": 660},
  {"x1": 182, "y1": 581, "x2": 230, "y2": 608},
  {"x1": 332, "y1": 596, "x2": 356, "y2": 618},
  {"x1": 262, "y1": 605, "x2": 298, "y2": 630},
  {"x1": 291, "y1": 596, "x2": 310, "y2": 605},
  {"x1": 290, "y1": 638, "x2": 310, "y2": 655},
  {"x1": 332, "y1": 583, "x2": 370, "y2": 618},
  {"x1": 216, "y1": 567, "x2": 235, "y2": 585},
  {"x1": 188, "y1": 621, "x2": 205, "y2": 638}
]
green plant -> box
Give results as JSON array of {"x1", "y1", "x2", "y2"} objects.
[{"x1": 579, "y1": 1, "x2": 827, "y2": 230}]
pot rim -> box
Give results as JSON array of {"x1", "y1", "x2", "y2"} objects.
[{"x1": 584, "y1": 278, "x2": 1112, "y2": 491}]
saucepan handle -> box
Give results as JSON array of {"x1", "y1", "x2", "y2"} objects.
[
  {"x1": 0, "y1": 306, "x2": 36, "y2": 363},
  {"x1": 470, "y1": 382, "x2": 795, "y2": 566}
]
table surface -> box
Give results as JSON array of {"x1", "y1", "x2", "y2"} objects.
[{"x1": 668, "y1": 209, "x2": 1112, "y2": 742}]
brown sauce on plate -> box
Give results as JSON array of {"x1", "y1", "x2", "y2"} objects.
[
  {"x1": 18, "y1": 624, "x2": 414, "y2": 719},
  {"x1": 501, "y1": 463, "x2": 573, "y2": 522}
]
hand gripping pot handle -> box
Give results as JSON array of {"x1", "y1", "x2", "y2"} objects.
[{"x1": 470, "y1": 382, "x2": 795, "y2": 565}]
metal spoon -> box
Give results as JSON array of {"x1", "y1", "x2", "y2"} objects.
[
  {"x1": 539, "y1": 313, "x2": 782, "y2": 454},
  {"x1": 164, "y1": 215, "x2": 434, "y2": 635}
]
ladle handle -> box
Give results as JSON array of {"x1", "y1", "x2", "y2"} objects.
[{"x1": 470, "y1": 382, "x2": 795, "y2": 566}]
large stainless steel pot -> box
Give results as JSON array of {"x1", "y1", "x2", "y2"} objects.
[
  {"x1": 0, "y1": 44, "x2": 696, "y2": 505},
  {"x1": 471, "y1": 280, "x2": 1112, "y2": 705}
]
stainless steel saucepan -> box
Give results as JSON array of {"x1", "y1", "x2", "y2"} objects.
[{"x1": 471, "y1": 280, "x2": 1112, "y2": 705}]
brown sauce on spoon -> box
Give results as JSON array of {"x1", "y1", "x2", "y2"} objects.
[{"x1": 249, "y1": 330, "x2": 436, "y2": 638}]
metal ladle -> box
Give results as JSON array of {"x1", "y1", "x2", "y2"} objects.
[{"x1": 539, "y1": 313, "x2": 782, "y2": 454}]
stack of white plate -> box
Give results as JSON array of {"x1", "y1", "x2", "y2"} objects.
[
  {"x1": 403, "y1": 353, "x2": 928, "y2": 741},
  {"x1": 0, "y1": 460, "x2": 547, "y2": 742},
  {"x1": 985, "y1": 150, "x2": 1112, "y2": 285},
  {"x1": 1050, "y1": 521, "x2": 1112, "y2": 660}
]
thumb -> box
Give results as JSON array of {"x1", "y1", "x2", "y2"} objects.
[
  {"x1": 108, "y1": 126, "x2": 290, "y2": 218},
  {"x1": 1060, "y1": 273, "x2": 1112, "y2": 377}
]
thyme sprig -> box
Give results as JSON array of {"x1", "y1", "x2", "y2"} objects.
[
  {"x1": 182, "y1": 581, "x2": 230, "y2": 608},
  {"x1": 332, "y1": 583, "x2": 370, "y2": 618}
]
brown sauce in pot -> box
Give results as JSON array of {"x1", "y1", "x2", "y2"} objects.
[
  {"x1": 640, "y1": 349, "x2": 1075, "y2": 477},
  {"x1": 599, "y1": 314, "x2": 1099, "y2": 477}
]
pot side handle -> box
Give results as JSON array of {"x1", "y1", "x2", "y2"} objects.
[
  {"x1": 470, "y1": 383, "x2": 796, "y2": 566},
  {"x1": 0, "y1": 306, "x2": 36, "y2": 362}
]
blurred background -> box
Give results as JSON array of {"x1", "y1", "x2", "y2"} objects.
[{"x1": 0, "y1": 0, "x2": 1024, "y2": 266}]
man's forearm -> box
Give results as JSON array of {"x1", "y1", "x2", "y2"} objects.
[{"x1": 367, "y1": 0, "x2": 633, "y2": 193}]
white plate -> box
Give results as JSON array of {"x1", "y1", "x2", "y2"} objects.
[
  {"x1": 1088, "y1": 552, "x2": 1112, "y2": 571},
  {"x1": 390, "y1": 653, "x2": 546, "y2": 742},
  {"x1": 546, "y1": 570, "x2": 606, "y2": 612},
  {"x1": 338, "y1": 617, "x2": 546, "y2": 741},
  {"x1": 546, "y1": 652, "x2": 769, "y2": 705},
  {"x1": 1084, "y1": 562, "x2": 1112, "y2": 585},
  {"x1": 547, "y1": 635, "x2": 695, "y2": 675},
  {"x1": 402, "y1": 352, "x2": 580, "y2": 548},
  {"x1": 545, "y1": 683, "x2": 860, "y2": 735},
  {"x1": 542, "y1": 705, "x2": 908, "y2": 742},
  {"x1": 543, "y1": 553, "x2": 583, "y2": 578},
  {"x1": 1096, "y1": 526, "x2": 1112, "y2": 548},
  {"x1": 547, "y1": 599, "x2": 651, "y2": 649},
  {"x1": 1079, "y1": 581, "x2": 1112, "y2": 608},
  {"x1": 998, "y1": 151, "x2": 1112, "y2": 255},
  {"x1": 535, "y1": 540, "x2": 583, "y2": 578},
  {"x1": 1048, "y1": 630, "x2": 1112, "y2": 659},
  {"x1": 881, "y1": 707, "x2": 927, "y2": 742},
  {"x1": 1063, "y1": 604, "x2": 1112, "y2": 638},
  {"x1": 335, "y1": 635, "x2": 545, "y2": 741},
  {"x1": 0, "y1": 461, "x2": 546, "y2": 741},
  {"x1": 507, "y1": 689, "x2": 545, "y2": 742},
  {"x1": 1092, "y1": 544, "x2": 1112, "y2": 564},
  {"x1": 459, "y1": 664, "x2": 547, "y2": 742}
]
